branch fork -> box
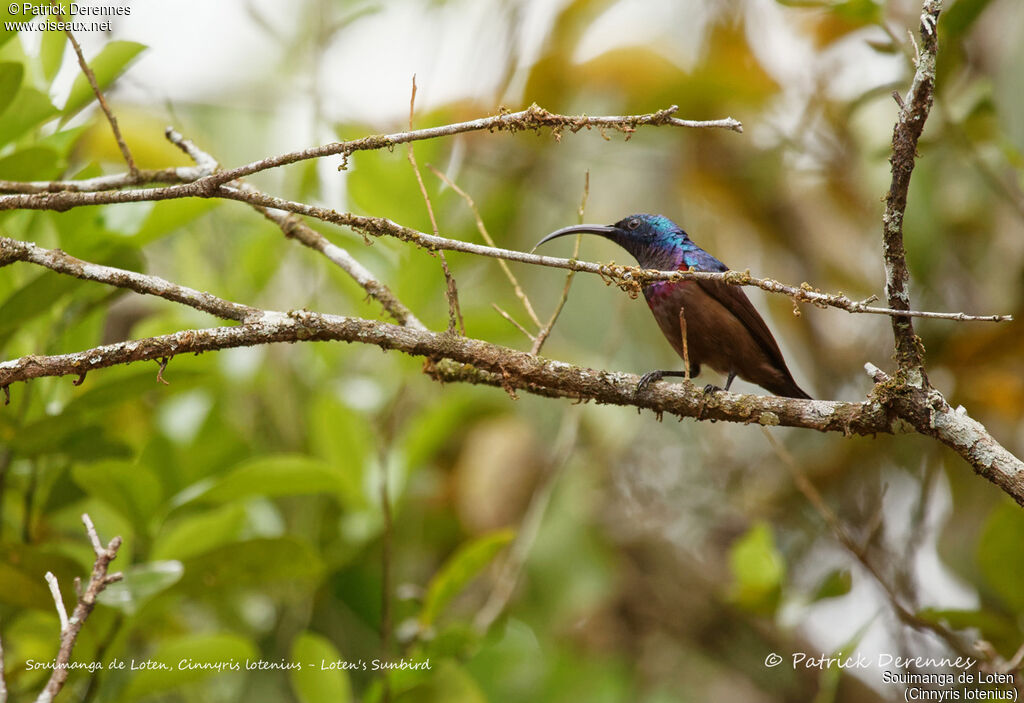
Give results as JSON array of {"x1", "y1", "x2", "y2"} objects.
[{"x1": 34, "y1": 515, "x2": 122, "y2": 703}]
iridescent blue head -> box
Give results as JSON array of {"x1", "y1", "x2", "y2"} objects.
[{"x1": 533, "y1": 213, "x2": 692, "y2": 270}]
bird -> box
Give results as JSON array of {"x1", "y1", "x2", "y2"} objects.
[{"x1": 533, "y1": 213, "x2": 811, "y2": 399}]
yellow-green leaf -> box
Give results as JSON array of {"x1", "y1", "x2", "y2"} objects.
[
  {"x1": 421, "y1": 529, "x2": 515, "y2": 626},
  {"x1": 0, "y1": 62, "x2": 23, "y2": 118},
  {"x1": 121, "y1": 633, "x2": 257, "y2": 701},
  {"x1": 62, "y1": 40, "x2": 146, "y2": 120},
  {"x1": 290, "y1": 632, "x2": 353, "y2": 703},
  {"x1": 728, "y1": 522, "x2": 785, "y2": 614}
]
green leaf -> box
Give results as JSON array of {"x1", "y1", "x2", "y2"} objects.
[
  {"x1": 192, "y1": 454, "x2": 360, "y2": 506},
  {"x1": 728, "y1": 522, "x2": 785, "y2": 615},
  {"x1": 942, "y1": 0, "x2": 997, "y2": 38},
  {"x1": 290, "y1": 632, "x2": 353, "y2": 703},
  {"x1": 775, "y1": 0, "x2": 880, "y2": 21},
  {"x1": 916, "y1": 607, "x2": 1017, "y2": 645},
  {"x1": 420, "y1": 529, "x2": 515, "y2": 626},
  {"x1": 36, "y1": 125, "x2": 88, "y2": 158},
  {"x1": 8, "y1": 420, "x2": 131, "y2": 460},
  {"x1": 0, "y1": 62, "x2": 24, "y2": 119},
  {"x1": 63, "y1": 369, "x2": 198, "y2": 416},
  {"x1": 0, "y1": 270, "x2": 84, "y2": 345},
  {"x1": 97, "y1": 560, "x2": 183, "y2": 614},
  {"x1": 391, "y1": 659, "x2": 486, "y2": 703},
  {"x1": 978, "y1": 502, "x2": 1024, "y2": 613},
  {"x1": 812, "y1": 619, "x2": 873, "y2": 703},
  {"x1": 811, "y1": 568, "x2": 852, "y2": 601},
  {"x1": 62, "y1": 40, "x2": 146, "y2": 120},
  {"x1": 151, "y1": 504, "x2": 247, "y2": 561},
  {"x1": 0, "y1": 146, "x2": 58, "y2": 180},
  {"x1": 836, "y1": 0, "x2": 881, "y2": 22},
  {"x1": 121, "y1": 633, "x2": 257, "y2": 701},
  {"x1": 345, "y1": 133, "x2": 448, "y2": 234},
  {"x1": 39, "y1": 13, "x2": 68, "y2": 81},
  {"x1": 397, "y1": 395, "x2": 489, "y2": 470},
  {"x1": 12, "y1": 369, "x2": 195, "y2": 457},
  {"x1": 0, "y1": 3, "x2": 34, "y2": 49},
  {"x1": 0, "y1": 88, "x2": 58, "y2": 146},
  {"x1": 176, "y1": 537, "x2": 325, "y2": 593},
  {"x1": 308, "y1": 395, "x2": 371, "y2": 505},
  {"x1": 0, "y1": 544, "x2": 82, "y2": 610},
  {"x1": 71, "y1": 460, "x2": 165, "y2": 536},
  {"x1": 134, "y1": 199, "x2": 218, "y2": 244}
]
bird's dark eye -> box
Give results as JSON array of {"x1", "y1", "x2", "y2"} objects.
[{"x1": 627, "y1": 218, "x2": 640, "y2": 230}]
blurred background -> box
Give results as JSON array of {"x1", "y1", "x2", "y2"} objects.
[{"x1": 1, "y1": 0, "x2": 1023, "y2": 700}]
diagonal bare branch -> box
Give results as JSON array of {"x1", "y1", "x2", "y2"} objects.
[
  {"x1": 406, "y1": 76, "x2": 464, "y2": 335},
  {"x1": 532, "y1": 171, "x2": 589, "y2": 355},
  {"x1": 428, "y1": 164, "x2": 542, "y2": 329},
  {"x1": 162, "y1": 128, "x2": 426, "y2": 331},
  {"x1": 0, "y1": 236, "x2": 257, "y2": 322},
  {"x1": 63, "y1": 27, "x2": 137, "y2": 177}
]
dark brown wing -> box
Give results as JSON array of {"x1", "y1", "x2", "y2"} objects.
[{"x1": 695, "y1": 279, "x2": 810, "y2": 398}]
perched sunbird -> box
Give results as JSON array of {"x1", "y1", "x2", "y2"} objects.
[{"x1": 533, "y1": 213, "x2": 811, "y2": 399}]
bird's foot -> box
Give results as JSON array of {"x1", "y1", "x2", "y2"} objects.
[
  {"x1": 636, "y1": 371, "x2": 665, "y2": 396},
  {"x1": 637, "y1": 370, "x2": 693, "y2": 398},
  {"x1": 702, "y1": 383, "x2": 723, "y2": 395}
]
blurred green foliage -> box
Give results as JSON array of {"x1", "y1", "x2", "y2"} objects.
[{"x1": 1, "y1": 0, "x2": 1023, "y2": 701}]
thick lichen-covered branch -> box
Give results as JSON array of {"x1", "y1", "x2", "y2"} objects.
[
  {"x1": 866, "y1": 364, "x2": 1024, "y2": 506},
  {"x1": 0, "y1": 308, "x2": 886, "y2": 435},
  {"x1": 882, "y1": 0, "x2": 942, "y2": 373}
]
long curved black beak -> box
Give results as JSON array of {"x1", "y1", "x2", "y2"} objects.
[{"x1": 531, "y1": 224, "x2": 619, "y2": 254}]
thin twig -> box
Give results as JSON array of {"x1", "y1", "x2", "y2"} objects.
[
  {"x1": 679, "y1": 307, "x2": 690, "y2": 381},
  {"x1": 63, "y1": 28, "x2": 137, "y2": 177},
  {"x1": 161, "y1": 128, "x2": 426, "y2": 331},
  {"x1": 81, "y1": 513, "x2": 104, "y2": 555},
  {"x1": 0, "y1": 116, "x2": 1008, "y2": 327},
  {"x1": 211, "y1": 188, "x2": 1014, "y2": 324},
  {"x1": 406, "y1": 76, "x2": 464, "y2": 335},
  {"x1": 762, "y1": 428, "x2": 992, "y2": 665},
  {"x1": 0, "y1": 104, "x2": 738, "y2": 211},
  {"x1": 531, "y1": 171, "x2": 589, "y2": 355},
  {"x1": 45, "y1": 572, "x2": 70, "y2": 632},
  {"x1": 475, "y1": 408, "x2": 582, "y2": 632},
  {"x1": 165, "y1": 127, "x2": 218, "y2": 174},
  {"x1": 36, "y1": 515, "x2": 122, "y2": 703},
  {"x1": 0, "y1": 168, "x2": 196, "y2": 194},
  {"x1": 492, "y1": 303, "x2": 536, "y2": 341},
  {"x1": 428, "y1": 164, "x2": 542, "y2": 328}
]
